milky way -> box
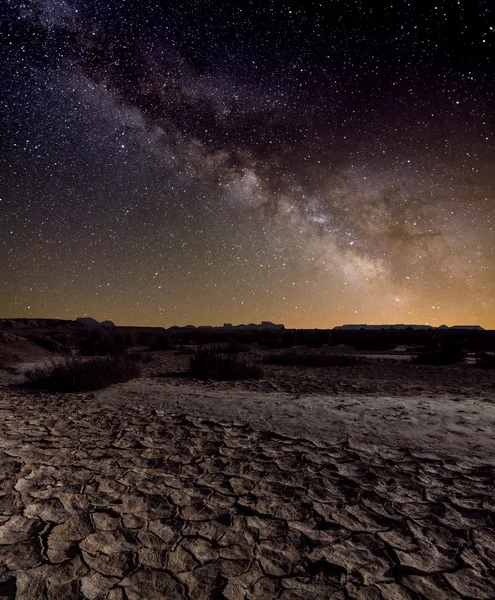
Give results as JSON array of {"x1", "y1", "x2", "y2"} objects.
[{"x1": 1, "y1": 1, "x2": 494, "y2": 327}]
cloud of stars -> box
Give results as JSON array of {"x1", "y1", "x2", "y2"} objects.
[{"x1": 0, "y1": 0, "x2": 494, "y2": 327}]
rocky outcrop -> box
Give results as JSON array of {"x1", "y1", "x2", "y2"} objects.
[{"x1": 76, "y1": 318, "x2": 116, "y2": 327}]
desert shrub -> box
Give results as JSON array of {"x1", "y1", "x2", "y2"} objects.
[
  {"x1": 263, "y1": 351, "x2": 361, "y2": 367},
  {"x1": 24, "y1": 355, "x2": 142, "y2": 392},
  {"x1": 280, "y1": 331, "x2": 297, "y2": 348},
  {"x1": 174, "y1": 345, "x2": 196, "y2": 355},
  {"x1": 123, "y1": 334, "x2": 135, "y2": 346},
  {"x1": 148, "y1": 334, "x2": 172, "y2": 351},
  {"x1": 411, "y1": 342, "x2": 466, "y2": 365},
  {"x1": 190, "y1": 347, "x2": 262, "y2": 380},
  {"x1": 211, "y1": 343, "x2": 249, "y2": 354},
  {"x1": 127, "y1": 351, "x2": 155, "y2": 364},
  {"x1": 137, "y1": 331, "x2": 154, "y2": 345},
  {"x1": 473, "y1": 353, "x2": 495, "y2": 369},
  {"x1": 294, "y1": 329, "x2": 331, "y2": 348},
  {"x1": 79, "y1": 330, "x2": 126, "y2": 356},
  {"x1": 263, "y1": 336, "x2": 285, "y2": 348},
  {"x1": 234, "y1": 332, "x2": 258, "y2": 344},
  {"x1": 353, "y1": 332, "x2": 398, "y2": 351}
]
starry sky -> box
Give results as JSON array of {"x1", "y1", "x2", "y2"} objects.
[{"x1": 1, "y1": 1, "x2": 494, "y2": 328}]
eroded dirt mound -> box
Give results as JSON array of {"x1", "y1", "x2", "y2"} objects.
[
  {"x1": 0, "y1": 390, "x2": 494, "y2": 599},
  {"x1": 0, "y1": 333, "x2": 54, "y2": 366}
]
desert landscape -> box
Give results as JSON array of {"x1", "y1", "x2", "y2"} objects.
[
  {"x1": 3, "y1": 0, "x2": 494, "y2": 597},
  {"x1": 1, "y1": 320, "x2": 494, "y2": 599}
]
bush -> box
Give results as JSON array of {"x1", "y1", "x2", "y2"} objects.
[
  {"x1": 292, "y1": 329, "x2": 331, "y2": 348},
  {"x1": 263, "y1": 336, "x2": 285, "y2": 348},
  {"x1": 190, "y1": 347, "x2": 262, "y2": 380},
  {"x1": 24, "y1": 356, "x2": 142, "y2": 392},
  {"x1": 127, "y1": 351, "x2": 155, "y2": 364},
  {"x1": 137, "y1": 331, "x2": 154, "y2": 345},
  {"x1": 174, "y1": 346, "x2": 196, "y2": 355},
  {"x1": 473, "y1": 353, "x2": 495, "y2": 369},
  {"x1": 353, "y1": 332, "x2": 398, "y2": 351},
  {"x1": 411, "y1": 342, "x2": 466, "y2": 365},
  {"x1": 263, "y1": 351, "x2": 362, "y2": 367},
  {"x1": 148, "y1": 334, "x2": 172, "y2": 351},
  {"x1": 211, "y1": 343, "x2": 249, "y2": 354},
  {"x1": 79, "y1": 330, "x2": 126, "y2": 356}
]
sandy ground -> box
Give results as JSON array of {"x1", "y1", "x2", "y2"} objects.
[{"x1": 1, "y1": 351, "x2": 495, "y2": 598}]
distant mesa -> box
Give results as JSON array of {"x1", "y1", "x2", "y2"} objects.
[
  {"x1": 76, "y1": 317, "x2": 99, "y2": 327},
  {"x1": 76, "y1": 317, "x2": 116, "y2": 327},
  {"x1": 207, "y1": 321, "x2": 284, "y2": 331},
  {"x1": 167, "y1": 321, "x2": 285, "y2": 331},
  {"x1": 334, "y1": 324, "x2": 485, "y2": 331},
  {"x1": 73, "y1": 320, "x2": 285, "y2": 331},
  {"x1": 100, "y1": 320, "x2": 116, "y2": 327}
]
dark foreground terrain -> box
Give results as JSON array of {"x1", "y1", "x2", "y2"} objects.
[
  {"x1": 1, "y1": 323, "x2": 495, "y2": 598},
  {"x1": 1, "y1": 381, "x2": 495, "y2": 599}
]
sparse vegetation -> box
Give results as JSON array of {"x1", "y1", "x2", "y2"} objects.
[
  {"x1": 352, "y1": 333, "x2": 398, "y2": 351},
  {"x1": 263, "y1": 335, "x2": 286, "y2": 348},
  {"x1": 211, "y1": 343, "x2": 249, "y2": 354},
  {"x1": 79, "y1": 330, "x2": 126, "y2": 356},
  {"x1": 174, "y1": 345, "x2": 196, "y2": 355},
  {"x1": 411, "y1": 342, "x2": 466, "y2": 365},
  {"x1": 148, "y1": 333, "x2": 172, "y2": 351},
  {"x1": 263, "y1": 351, "x2": 362, "y2": 367},
  {"x1": 190, "y1": 347, "x2": 262, "y2": 380},
  {"x1": 473, "y1": 353, "x2": 495, "y2": 369},
  {"x1": 127, "y1": 351, "x2": 155, "y2": 364},
  {"x1": 137, "y1": 331, "x2": 154, "y2": 346},
  {"x1": 24, "y1": 355, "x2": 142, "y2": 391}
]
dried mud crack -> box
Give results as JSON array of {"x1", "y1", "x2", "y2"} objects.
[{"x1": 1, "y1": 389, "x2": 494, "y2": 599}]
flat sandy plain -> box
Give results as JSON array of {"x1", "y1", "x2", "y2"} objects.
[{"x1": 1, "y1": 346, "x2": 495, "y2": 599}]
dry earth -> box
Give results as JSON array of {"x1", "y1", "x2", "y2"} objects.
[{"x1": 1, "y1": 350, "x2": 495, "y2": 599}]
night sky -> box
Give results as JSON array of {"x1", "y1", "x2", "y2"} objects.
[{"x1": 1, "y1": 1, "x2": 494, "y2": 328}]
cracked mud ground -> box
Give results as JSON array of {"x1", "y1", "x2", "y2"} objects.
[{"x1": 1, "y1": 388, "x2": 495, "y2": 600}]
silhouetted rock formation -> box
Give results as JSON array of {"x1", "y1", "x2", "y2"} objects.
[
  {"x1": 218, "y1": 321, "x2": 284, "y2": 331},
  {"x1": 77, "y1": 317, "x2": 116, "y2": 327},
  {"x1": 100, "y1": 320, "x2": 116, "y2": 327},
  {"x1": 0, "y1": 319, "x2": 86, "y2": 329},
  {"x1": 77, "y1": 317, "x2": 99, "y2": 327},
  {"x1": 334, "y1": 324, "x2": 484, "y2": 331},
  {"x1": 170, "y1": 322, "x2": 285, "y2": 331}
]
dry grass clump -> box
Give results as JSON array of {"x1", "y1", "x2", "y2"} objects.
[
  {"x1": 24, "y1": 355, "x2": 142, "y2": 391},
  {"x1": 190, "y1": 347, "x2": 262, "y2": 380},
  {"x1": 263, "y1": 351, "x2": 362, "y2": 367}
]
